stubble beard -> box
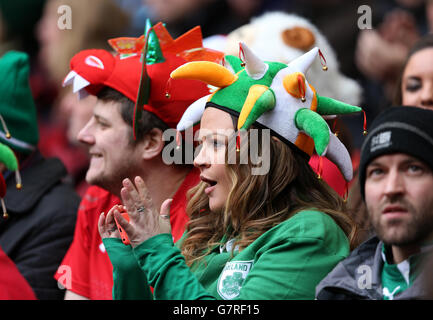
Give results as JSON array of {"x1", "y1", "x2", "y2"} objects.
[
  {"x1": 86, "y1": 156, "x2": 140, "y2": 197},
  {"x1": 370, "y1": 198, "x2": 433, "y2": 247}
]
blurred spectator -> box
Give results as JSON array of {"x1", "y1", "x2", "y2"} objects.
[
  {"x1": 37, "y1": 0, "x2": 130, "y2": 85},
  {"x1": 355, "y1": 9, "x2": 421, "y2": 100},
  {"x1": 354, "y1": 0, "x2": 433, "y2": 123},
  {"x1": 0, "y1": 51, "x2": 79, "y2": 299},
  {"x1": 45, "y1": 92, "x2": 97, "y2": 196},
  {"x1": 35, "y1": 0, "x2": 130, "y2": 196},
  {"x1": 0, "y1": 0, "x2": 46, "y2": 57},
  {"x1": 114, "y1": 0, "x2": 149, "y2": 36},
  {"x1": 393, "y1": 33, "x2": 433, "y2": 108},
  {"x1": 143, "y1": 0, "x2": 274, "y2": 38}
]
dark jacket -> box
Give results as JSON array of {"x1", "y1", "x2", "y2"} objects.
[
  {"x1": 315, "y1": 236, "x2": 430, "y2": 300},
  {"x1": 0, "y1": 151, "x2": 80, "y2": 300}
]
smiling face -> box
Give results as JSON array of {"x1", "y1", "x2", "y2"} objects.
[
  {"x1": 77, "y1": 99, "x2": 142, "y2": 194},
  {"x1": 401, "y1": 48, "x2": 433, "y2": 109},
  {"x1": 365, "y1": 153, "x2": 433, "y2": 246},
  {"x1": 194, "y1": 107, "x2": 234, "y2": 213}
]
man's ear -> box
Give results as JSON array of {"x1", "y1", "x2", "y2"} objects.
[{"x1": 141, "y1": 128, "x2": 165, "y2": 160}]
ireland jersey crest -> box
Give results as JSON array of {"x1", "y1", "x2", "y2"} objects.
[{"x1": 217, "y1": 260, "x2": 253, "y2": 300}]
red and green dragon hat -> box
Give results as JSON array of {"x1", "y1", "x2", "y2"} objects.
[{"x1": 63, "y1": 20, "x2": 224, "y2": 139}]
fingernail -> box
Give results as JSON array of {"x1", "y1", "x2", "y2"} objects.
[{"x1": 135, "y1": 176, "x2": 143, "y2": 184}]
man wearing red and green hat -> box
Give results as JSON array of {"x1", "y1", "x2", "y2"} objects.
[
  {"x1": 55, "y1": 21, "x2": 223, "y2": 300},
  {"x1": 0, "y1": 50, "x2": 80, "y2": 300}
]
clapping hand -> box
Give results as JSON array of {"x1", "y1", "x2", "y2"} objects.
[
  {"x1": 107, "y1": 176, "x2": 172, "y2": 248},
  {"x1": 98, "y1": 204, "x2": 123, "y2": 240}
]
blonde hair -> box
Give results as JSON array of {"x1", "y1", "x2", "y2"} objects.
[{"x1": 181, "y1": 129, "x2": 358, "y2": 266}]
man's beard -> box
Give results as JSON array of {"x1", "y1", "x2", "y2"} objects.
[
  {"x1": 370, "y1": 197, "x2": 433, "y2": 247},
  {"x1": 86, "y1": 160, "x2": 138, "y2": 197}
]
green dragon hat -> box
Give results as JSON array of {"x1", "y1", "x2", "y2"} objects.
[{"x1": 171, "y1": 43, "x2": 362, "y2": 181}]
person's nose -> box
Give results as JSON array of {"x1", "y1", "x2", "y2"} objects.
[
  {"x1": 77, "y1": 119, "x2": 95, "y2": 146},
  {"x1": 193, "y1": 144, "x2": 210, "y2": 170},
  {"x1": 383, "y1": 168, "x2": 405, "y2": 199}
]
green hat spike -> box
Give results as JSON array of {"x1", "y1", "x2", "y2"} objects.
[
  {"x1": 133, "y1": 20, "x2": 156, "y2": 140},
  {"x1": 238, "y1": 85, "x2": 276, "y2": 130},
  {"x1": 133, "y1": 19, "x2": 168, "y2": 140},
  {"x1": 295, "y1": 108, "x2": 330, "y2": 156},
  {"x1": 144, "y1": 19, "x2": 165, "y2": 65},
  {"x1": 0, "y1": 143, "x2": 18, "y2": 171},
  {"x1": 316, "y1": 94, "x2": 362, "y2": 115},
  {"x1": 0, "y1": 142, "x2": 22, "y2": 189}
]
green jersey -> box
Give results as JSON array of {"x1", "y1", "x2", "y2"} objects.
[
  {"x1": 103, "y1": 210, "x2": 350, "y2": 300},
  {"x1": 381, "y1": 244, "x2": 424, "y2": 300}
]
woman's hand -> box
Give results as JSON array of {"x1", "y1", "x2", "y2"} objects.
[
  {"x1": 98, "y1": 204, "x2": 123, "y2": 239},
  {"x1": 114, "y1": 176, "x2": 173, "y2": 248}
]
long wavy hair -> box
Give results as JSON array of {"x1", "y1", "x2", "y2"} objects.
[{"x1": 181, "y1": 127, "x2": 358, "y2": 267}]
